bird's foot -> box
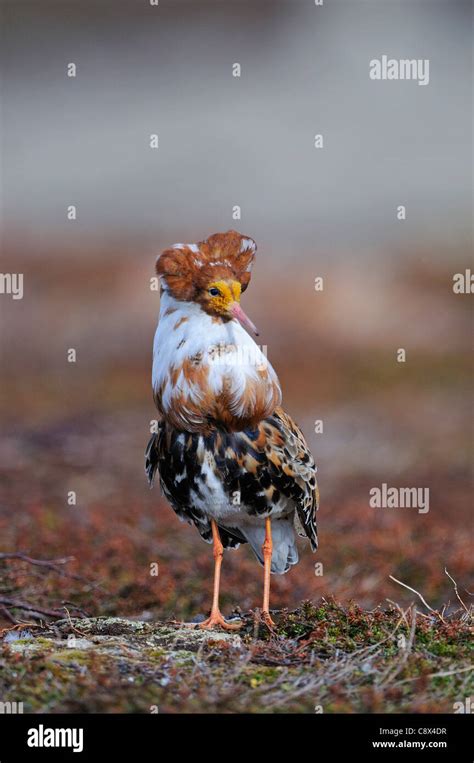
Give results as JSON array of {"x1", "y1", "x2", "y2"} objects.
[
  {"x1": 260, "y1": 610, "x2": 276, "y2": 629},
  {"x1": 198, "y1": 609, "x2": 242, "y2": 631}
]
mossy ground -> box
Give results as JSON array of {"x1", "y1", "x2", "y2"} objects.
[{"x1": 1, "y1": 600, "x2": 472, "y2": 714}]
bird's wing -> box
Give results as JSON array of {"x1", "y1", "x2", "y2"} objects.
[
  {"x1": 207, "y1": 407, "x2": 318, "y2": 549},
  {"x1": 145, "y1": 423, "x2": 210, "y2": 536},
  {"x1": 145, "y1": 424, "x2": 246, "y2": 548},
  {"x1": 144, "y1": 426, "x2": 162, "y2": 488},
  {"x1": 238, "y1": 407, "x2": 319, "y2": 550}
]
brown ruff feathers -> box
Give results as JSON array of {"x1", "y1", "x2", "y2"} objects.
[{"x1": 156, "y1": 230, "x2": 256, "y2": 301}]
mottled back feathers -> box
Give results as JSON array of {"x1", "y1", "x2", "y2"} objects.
[{"x1": 146, "y1": 407, "x2": 318, "y2": 560}]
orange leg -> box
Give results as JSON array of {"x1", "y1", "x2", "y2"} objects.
[
  {"x1": 262, "y1": 517, "x2": 276, "y2": 627},
  {"x1": 199, "y1": 519, "x2": 241, "y2": 631}
]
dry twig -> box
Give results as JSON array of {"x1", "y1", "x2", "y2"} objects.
[
  {"x1": 444, "y1": 568, "x2": 469, "y2": 614},
  {"x1": 389, "y1": 575, "x2": 445, "y2": 622}
]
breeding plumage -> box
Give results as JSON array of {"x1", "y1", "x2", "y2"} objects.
[{"x1": 146, "y1": 230, "x2": 318, "y2": 628}]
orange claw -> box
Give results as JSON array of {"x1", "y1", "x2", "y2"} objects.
[
  {"x1": 261, "y1": 610, "x2": 276, "y2": 629},
  {"x1": 198, "y1": 610, "x2": 242, "y2": 631}
]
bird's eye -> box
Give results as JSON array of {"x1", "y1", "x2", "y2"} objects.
[{"x1": 208, "y1": 287, "x2": 220, "y2": 297}]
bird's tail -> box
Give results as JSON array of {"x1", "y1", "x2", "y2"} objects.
[{"x1": 242, "y1": 520, "x2": 298, "y2": 575}]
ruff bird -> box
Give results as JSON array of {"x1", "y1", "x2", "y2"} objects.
[{"x1": 146, "y1": 230, "x2": 318, "y2": 628}]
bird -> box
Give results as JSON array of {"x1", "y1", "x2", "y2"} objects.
[{"x1": 145, "y1": 230, "x2": 318, "y2": 629}]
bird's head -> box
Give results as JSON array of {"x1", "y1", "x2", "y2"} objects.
[
  {"x1": 156, "y1": 231, "x2": 259, "y2": 336},
  {"x1": 199, "y1": 278, "x2": 259, "y2": 336}
]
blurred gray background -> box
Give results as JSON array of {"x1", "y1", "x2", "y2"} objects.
[{"x1": 1, "y1": 0, "x2": 472, "y2": 259}]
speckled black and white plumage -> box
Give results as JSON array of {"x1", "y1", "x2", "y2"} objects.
[{"x1": 146, "y1": 407, "x2": 318, "y2": 574}]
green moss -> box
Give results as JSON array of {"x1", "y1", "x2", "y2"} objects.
[
  {"x1": 143, "y1": 648, "x2": 166, "y2": 660},
  {"x1": 47, "y1": 650, "x2": 92, "y2": 663},
  {"x1": 247, "y1": 667, "x2": 281, "y2": 687},
  {"x1": 1, "y1": 605, "x2": 471, "y2": 713}
]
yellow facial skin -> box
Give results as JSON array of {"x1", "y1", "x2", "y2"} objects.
[{"x1": 207, "y1": 280, "x2": 241, "y2": 315}]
